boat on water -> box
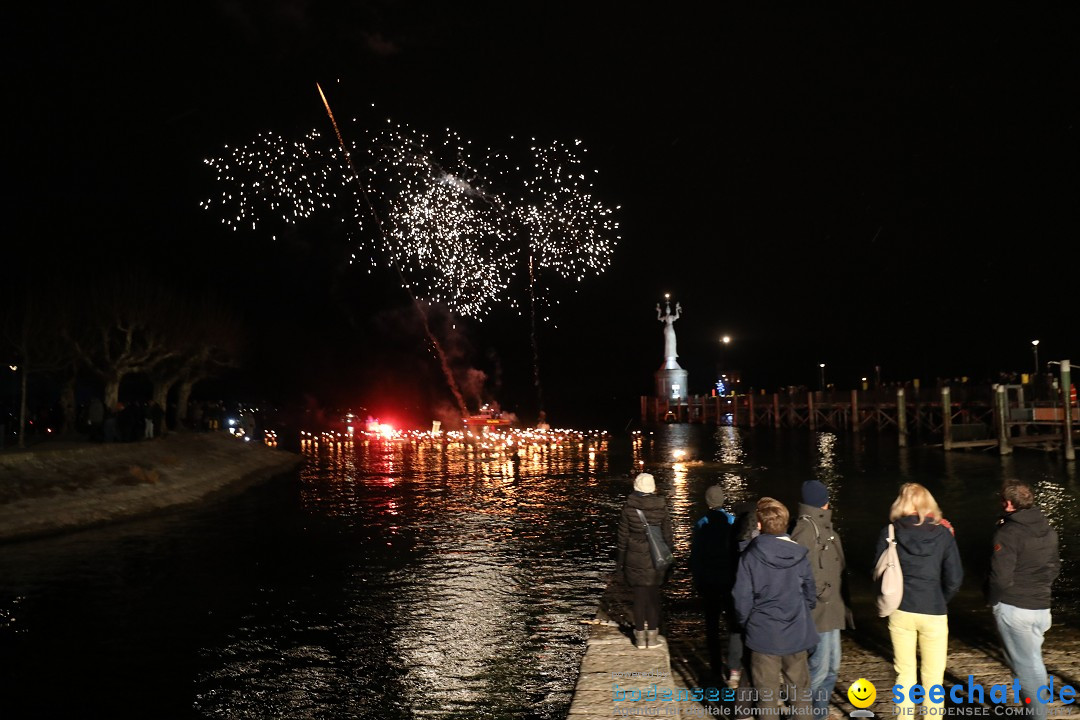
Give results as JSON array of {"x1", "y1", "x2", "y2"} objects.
[{"x1": 463, "y1": 404, "x2": 514, "y2": 431}]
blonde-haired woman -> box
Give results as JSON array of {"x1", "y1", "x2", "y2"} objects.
[{"x1": 876, "y1": 482, "x2": 963, "y2": 715}]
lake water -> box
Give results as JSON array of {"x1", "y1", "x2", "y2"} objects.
[{"x1": 0, "y1": 425, "x2": 1076, "y2": 718}]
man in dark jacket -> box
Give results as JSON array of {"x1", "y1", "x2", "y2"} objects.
[
  {"x1": 617, "y1": 473, "x2": 674, "y2": 650},
  {"x1": 988, "y1": 480, "x2": 1060, "y2": 720},
  {"x1": 734, "y1": 497, "x2": 817, "y2": 717},
  {"x1": 791, "y1": 480, "x2": 847, "y2": 718},
  {"x1": 690, "y1": 485, "x2": 740, "y2": 685}
]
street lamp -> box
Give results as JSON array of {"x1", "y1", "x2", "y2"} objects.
[
  {"x1": 717, "y1": 336, "x2": 733, "y2": 395},
  {"x1": 819, "y1": 363, "x2": 826, "y2": 391},
  {"x1": 1032, "y1": 340, "x2": 1040, "y2": 376}
]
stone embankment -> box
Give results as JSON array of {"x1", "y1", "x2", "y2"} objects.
[{"x1": 0, "y1": 433, "x2": 303, "y2": 542}]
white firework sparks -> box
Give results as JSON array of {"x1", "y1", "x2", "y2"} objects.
[{"x1": 202, "y1": 118, "x2": 619, "y2": 322}]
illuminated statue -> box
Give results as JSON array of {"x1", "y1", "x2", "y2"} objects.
[
  {"x1": 654, "y1": 297, "x2": 687, "y2": 403},
  {"x1": 657, "y1": 300, "x2": 682, "y2": 362}
]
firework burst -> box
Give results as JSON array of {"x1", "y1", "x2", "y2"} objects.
[
  {"x1": 364, "y1": 125, "x2": 518, "y2": 318},
  {"x1": 199, "y1": 130, "x2": 360, "y2": 237},
  {"x1": 496, "y1": 138, "x2": 620, "y2": 321},
  {"x1": 202, "y1": 91, "x2": 621, "y2": 342}
]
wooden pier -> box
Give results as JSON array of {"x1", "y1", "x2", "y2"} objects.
[{"x1": 641, "y1": 362, "x2": 1078, "y2": 459}]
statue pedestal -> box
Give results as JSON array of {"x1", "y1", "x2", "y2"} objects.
[{"x1": 655, "y1": 363, "x2": 688, "y2": 404}]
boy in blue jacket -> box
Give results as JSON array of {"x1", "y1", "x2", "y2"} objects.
[{"x1": 733, "y1": 497, "x2": 818, "y2": 717}]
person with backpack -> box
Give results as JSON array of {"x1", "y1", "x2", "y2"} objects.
[
  {"x1": 791, "y1": 480, "x2": 849, "y2": 718},
  {"x1": 875, "y1": 483, "x2": 963, "y2": 717},
  {"x1": 616, "y1": 473, "x2": 674, "y2": 650},
  {"x1": 690, "y1": 485, "x2": 740, "y2": 683}
]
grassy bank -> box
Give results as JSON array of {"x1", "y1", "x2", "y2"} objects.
[{"x1": 0, "y1": 433, "x2": 304, "y2": 542}]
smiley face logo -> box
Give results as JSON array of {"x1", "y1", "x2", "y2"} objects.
[{"x1": 848, "y1": 678, "x2": 876, "y2": 708}]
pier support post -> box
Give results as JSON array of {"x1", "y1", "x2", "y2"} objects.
[
  {"x1": 808, "y1": 391, "x2": 816, "y2": 430},
  {"x1": 897, "y1": 388, "x2": 908, "y2": 448},
  {"x1": 995, "y1": 384, "x2": 1013, "y2": 455},
  {"x1": 773, "y1": 394, "x2": 781, "y2": 429},
  {"x1": 749, "y1": 393, "x2": 755, "y2": 428},
  {"x1": 1018, "y1": 385, "x2": 1029, "y2": 436},
  {"x1": 851, "y1": 389, "x2": 860, "y2": 433},
  {"x1": 942, "y1": 387, "x2": 953, "y2": 451},
  {"x1": 1063, "y1": 360, "x2": 1075, "y2": 462}
]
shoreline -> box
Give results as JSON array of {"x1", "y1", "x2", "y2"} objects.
[{"x1": 0, "y1": 433, "x2": 304, "y2": 543}]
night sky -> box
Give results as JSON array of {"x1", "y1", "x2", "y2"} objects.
[{"x1": 7, "y1": 3, "x2": 1079, "y2": 429}]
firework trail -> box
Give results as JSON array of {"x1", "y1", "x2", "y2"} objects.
[
  {"x1": 316, "y1": 83, "x2": 470, "y2": 420},
  {"x1": 527, "y1": 254, "x2": 543, "y2": 411}
]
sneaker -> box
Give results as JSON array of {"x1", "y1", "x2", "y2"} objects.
[{"x1": 727, "y1": 669, "x2": 741, "y2": 689}]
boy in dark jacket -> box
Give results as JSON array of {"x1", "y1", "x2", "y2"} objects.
[
  {"x1": 733, "y1": 497, "x2": 818, "y2": 717},
  {"x1": 690, "y1": 485, "x2": 740, "y2": 684}
]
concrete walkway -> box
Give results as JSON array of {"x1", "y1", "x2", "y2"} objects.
[
  {"x1": 570, "y1": 577, "x2": 709, "y2": 718},
  {"x1": 570, "y1": 613, "x2": 709, "y2": 718},
  {"x1": 571, "y1": 577, "x2": 1080, "y2": 719}
]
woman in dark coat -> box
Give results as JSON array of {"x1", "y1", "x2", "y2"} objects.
[{"x1": 617, "y1": 472, "x2": 674, "y2": 649}]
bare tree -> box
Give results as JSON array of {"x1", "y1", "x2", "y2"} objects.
[
  {"x1": 67, "y1": 277, "x2": 179, "y2": 412},
  {"x1": 148, "y1": 299, "x2": 243, "y2": 431}
]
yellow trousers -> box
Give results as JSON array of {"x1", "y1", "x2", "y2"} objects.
[{"x1": 889, "y1": 609, "x2": 949, "y2": 712}]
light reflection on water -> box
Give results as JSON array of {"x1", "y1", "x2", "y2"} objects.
[
  {"x1": 196, "y1": 432, "x2": 619, "y2": 719},
  {"x1": 0, "y1": 425, "x2": 1077, "y2": 718}
]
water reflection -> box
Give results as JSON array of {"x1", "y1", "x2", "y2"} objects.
[
  {"x1": 813, "y1": 432, "x2": 842, "y2": 506},
  {"x1": 2, "y1": 424, "x2": 1077, "y2": 718},
  {"x1": 195, "y1": 429, "x2": 616, "y2": 719}
]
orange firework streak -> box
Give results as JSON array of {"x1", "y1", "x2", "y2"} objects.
[{"x1": 316, "y1": 83, "x2": 469, "y2": 421}]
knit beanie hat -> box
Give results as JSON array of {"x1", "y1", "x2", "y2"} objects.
[
  {"x1": 802, "y1": 480, "x2": 829, "y2": 508},
  {"x1": 633, "y1": 473, "x2": 656, "y2": 494},
  {"x1": 705, "y1": 485, "x2": 726, "y2": 509}
]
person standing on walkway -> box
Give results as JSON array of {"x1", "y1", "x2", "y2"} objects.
[
  {"x1": 734, "y1": 497, "x2": 818, "y2": 718},
  {"x1": 616, "y1": 472, "x2": 673, "y2": 650},
  {"x1": 791, "y1": 480, "x2": 848, "y2": 718},
  {"x1": 690, "y1": 484, "x2": 740, "y2": 684},
  {"x1": 988, "y1": 480, "x2": 1060, "y2": 720},
  {"x1": 876, "y1": 483, "x2": 963, "y2": 717}
]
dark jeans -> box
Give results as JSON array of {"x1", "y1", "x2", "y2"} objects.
[
  {"x1": 701, "y1": 586, "x2": 744, "y2": 673},
  {"x1": 750, "y1": 650, "x2": 810, "y2": 716},
  {"x1": 632, "y1": 585, "x2": 661, "y2": 631}
]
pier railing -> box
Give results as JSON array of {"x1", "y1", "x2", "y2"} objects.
[{"x1": 640, "y1": 369, "x2": 1077, "y2": 460}]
